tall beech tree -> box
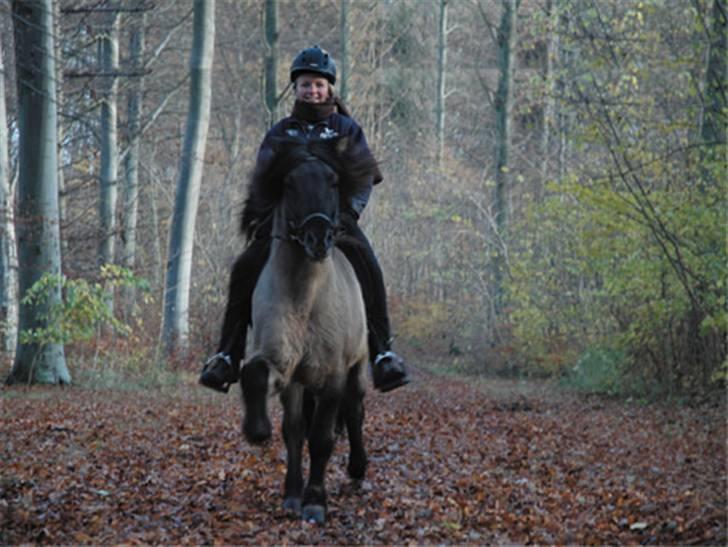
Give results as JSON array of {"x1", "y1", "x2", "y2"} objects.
[
  {"x1": 161, "y1": 0, "x2": 216, "y2": 356},
  {"x1": 122, "y1": 9, "x2": 148, "y2": 315},
  {"x1": 7, "y1": 0, "x2": 70, "y2": 385},
  {"x1": 98, "y1": 10, "x2": 120, "y2": 276}
]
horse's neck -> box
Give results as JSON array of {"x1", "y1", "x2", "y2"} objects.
[{"x1": 268, "y1": 240, "x2": 330, "y2": 310}]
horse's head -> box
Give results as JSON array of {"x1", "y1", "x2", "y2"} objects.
[
  {"x1": 278, "y1": 139, "x2": 345, "y2": 261},
  {"x1": 245, "y1": 135, "x2": 376, "y2": 262},
  {"x1": 284, "y1": 162, "x2": 339, "y2": 261},
  {"x1": 242, "y1": 135, "x2": 379, "y2": 260}
]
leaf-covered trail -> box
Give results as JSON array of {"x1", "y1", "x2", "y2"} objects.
[{"x1": 2, "y1": 372, "x2": 725, "y2": 544}]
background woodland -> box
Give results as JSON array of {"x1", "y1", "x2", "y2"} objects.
[{"x1": 0, "y1": 0, "x2": 725, "y2": 397}]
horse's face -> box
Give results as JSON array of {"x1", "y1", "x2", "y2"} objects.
[{"x1": 282, "y1": 157, "x2": 340, "y2": 261}]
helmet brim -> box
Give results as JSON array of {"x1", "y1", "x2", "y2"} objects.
[{"x1": 291, "y1": 69, "x2": 336, "y2": 85}]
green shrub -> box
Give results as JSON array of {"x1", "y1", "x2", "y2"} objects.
[
  {"x1": 563, "y1": 347, "x2": 625, "y2": 395},
  {"x1": 507, "y1": 174, "x2": 726, "y2": 395},
  {"x1": 19, "y1": 265, "x2": 149, "y2": 347}
]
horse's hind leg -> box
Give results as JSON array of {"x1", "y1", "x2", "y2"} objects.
[
  {"x1": 303, "y1": 388, "x2": 315, "y2": 439},
  {"x1": 240, "y1": 357, "x2": 272, "y2": 444},
  {"x1": 302, "y1": 394, "x2": 340, "y2": 524},
  {"x1": 281, "y1": 384, "x2": 305, "y2": 515},
  {"x1": 343, "y1": 363, "x2": 367, "y2": 481}
]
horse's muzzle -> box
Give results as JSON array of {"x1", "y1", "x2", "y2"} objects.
[
  {"x1": 294, "y1": 213, "x2": 336, "y2": 261},
  {"x1": 302, "y1": 225, "x2": 334, "y2": 261}
]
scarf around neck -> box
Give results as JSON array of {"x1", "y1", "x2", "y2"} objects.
[{"x1": 291, "y1": 99, "x2": 336, "y2": 123}]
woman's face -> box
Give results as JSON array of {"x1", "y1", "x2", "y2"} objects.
[{"x1": 294, "y1": 74, "x2": 330, "y2": 104}]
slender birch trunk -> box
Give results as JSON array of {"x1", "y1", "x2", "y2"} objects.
[
  {"x1": 99, "y1": 11, "x2": 120, "y2": 281},
  {"x1": 53, "y1": 0, "x2": 68, "y2": 261},
  {"x1": 0, "y1": 35, "x2": 17, "y2": 355},
  {"x1": 7, "y1": 0, "x2": 70, "y2": 385},
  {"x1": 122, "y1": 11, "x2": 147, "y2": 315},
  {"x1": 339, "y1": 0, "x2": 350, "y2": 104},
  {"x1": 435, "y1": 0, "x2": 448, "y2": 166},
  {"x1": 162, "y1": 0, "x2": 216, "y2": 356},
  {"x1": 263, "y1": 0, "x2": 278, "y2": 128}
]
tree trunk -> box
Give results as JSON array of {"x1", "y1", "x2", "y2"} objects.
[
  {"x1": 7, "y1": 0, "x2": 70, "y2": 385},
  {"x1": 99, "y1": 10, "x2": 120, "y2": 278},
  {"x1": 53, "y1": 0, "x2": 68, "y2": 261},
  {"x1": 162, "y1": 0, "x2": 216, "y2": 356},
  {"x1": 555, "y1": 5, "x2": 572, "y2": 180},
  {"x1": 122, "y1": 10, "x2": 147, "y2": 315},
  {"x1": 339, "y1": 0, "x2": 350, "y2": 104},
  {"x1": 0, "y1": 35, "x2": 17, "y2": 356},
  {"x1": 698, "y1": 0, "x2": 726, "y2": 185},
  {"x1": 263, "y1": 0, "x2": 278, "y2": 128},
  {"x1": 435, "y1": 0, "x2": 448, "y2": 166},
  {"x1": 148, "y1": 161, "x2": 164, "y2": 293},
  {"x1": 539, "y1": 0, "x2": 557, "y2": 193},
  {"x1": 491, "y1": 0, "x2": 517, "y2": 316}
]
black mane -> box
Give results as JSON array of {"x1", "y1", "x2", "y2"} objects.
[{"x1": 241, "y1": 136, "x2": 379, "y2": 239}]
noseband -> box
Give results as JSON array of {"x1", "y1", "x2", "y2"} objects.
[{"x1": 285, "y1": 212, "x2": 338, "y2": 246}]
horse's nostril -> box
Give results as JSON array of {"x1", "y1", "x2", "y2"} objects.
[{"x1": 304, "y1": 232, "x2": 315, "y2": 247}]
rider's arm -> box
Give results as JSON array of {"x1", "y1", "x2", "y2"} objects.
[{"x1": 342, "y1": 121, "x2": 382, "y2": 219}]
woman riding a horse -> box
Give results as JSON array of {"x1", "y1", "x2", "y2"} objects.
[{"x1": 200, "y1": 45, "x2": 409, "y2": 395}]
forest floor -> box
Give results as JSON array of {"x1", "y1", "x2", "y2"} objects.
[{"x1": 1, "y1": 365, "x2": 726, "y2": 545}]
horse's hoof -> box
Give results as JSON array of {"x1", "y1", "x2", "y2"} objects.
[
  {"x1": 347, "y1": 459, "x2": 367, "y2": 481},
  {"x1": 243, "y1": 418, "x2": 272, "y2": 445},
  {"x1": 302, "y1": 504, "x2": 326, "y2": 524},
  {"x1": 283, "y1": 497, "x2": 302, "y2": 516}
]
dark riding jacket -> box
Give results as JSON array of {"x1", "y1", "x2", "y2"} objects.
[{"x1": 255, "y1": 108, "x2": 382, "y2": 218}]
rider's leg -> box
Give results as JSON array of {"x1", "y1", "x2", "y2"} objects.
[
  {"x1": 200, "y1": 238, "x2": 270, "y2": 393},
  {"x1": 337, "y1": 215, "x2": 409, "y2": 392}
]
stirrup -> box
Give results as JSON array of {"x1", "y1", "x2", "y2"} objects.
[
  {"x1": 374, "y1": 350, "x2": 398, "y2": 367},
  {"x1": 200, "y1": 352, "x2": 236, "y2": 393},
  {"x1": 373, "y1": 351, "x2": 410, "y2": 393}
]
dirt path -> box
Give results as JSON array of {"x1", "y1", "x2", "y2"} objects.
[{"x1": 2, "y1": 371, "x2": 725, "y2": 544}]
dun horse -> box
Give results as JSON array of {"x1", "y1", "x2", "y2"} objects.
[{"x1": 239, "y1": 137, "x2": 375, "y2": 524}]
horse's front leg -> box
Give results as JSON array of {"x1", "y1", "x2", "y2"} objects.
[
  {"x1": 281, "y1": 383, "x2": 305, "y2": 515},
  {"x1": 343, "y1": 363, "x2": 367, "y2": 481},
  {"x1": 240, "y1": 357, "x2": 272, "y2": 443},
  {"x1": 302, "y1": 394, "x2": 340, "y2": 524}
]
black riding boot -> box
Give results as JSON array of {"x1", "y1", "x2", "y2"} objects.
[
  {"x1": 200, "y1": 238, "x2": 270, "y2": 393},
  {"x1": 199, "y1": 321, "x2": 246, "y2": 393},
  {"x1": 337, "y1": 214, "x2": 410, "y2": 392},
  {"x1": 371, "y1": 349, "x2": 409, "y2": 393}
]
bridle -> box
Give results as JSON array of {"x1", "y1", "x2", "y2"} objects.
[
  {"x1": 280, "y1": 211, "x2": 339, "y2": 246},
  {"x1": 272, "y1": 156, "x2": 341, "y2": 246}
]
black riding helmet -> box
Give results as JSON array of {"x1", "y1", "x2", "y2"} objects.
[{"x1": 290, "y1": 45, "x2": 337, "y2": 85}]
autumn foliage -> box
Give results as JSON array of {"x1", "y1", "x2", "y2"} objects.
[{"x1": 2, "y1": 372, "x2": 725, "y2": 544}]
